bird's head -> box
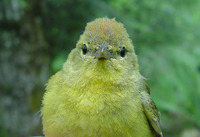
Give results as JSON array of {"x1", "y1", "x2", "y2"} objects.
[{"x1": 64, "y1": 17, "x2": 139, "y2": 81}]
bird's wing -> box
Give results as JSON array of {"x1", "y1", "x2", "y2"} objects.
[{"x1": 140, "y1": 81, "x2": 163, "y2": 137}]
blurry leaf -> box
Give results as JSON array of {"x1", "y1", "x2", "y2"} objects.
[
  {"x1": 51, "y1": 52, "x2": 67, "y2": 73},
  {"x1": 139, "y1": 44, "x2": 200, "y2": 134},
  {"x1": 181, "y1": 129, "x2": 200, "y2": 137}
]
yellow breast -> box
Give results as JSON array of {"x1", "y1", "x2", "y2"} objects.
[{"x1": 42, "y1": 70, "x2": 154, "y2": 137}]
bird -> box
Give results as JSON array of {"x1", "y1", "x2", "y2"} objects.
[{"x1": 41, "y1": 17, "x2": 163, "y2": 137}]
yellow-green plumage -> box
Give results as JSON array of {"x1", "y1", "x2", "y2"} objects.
[{"x1": 41, "y1": 17, "x2": 162, "y2": 137}]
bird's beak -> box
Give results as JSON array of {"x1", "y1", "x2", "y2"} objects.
[{"x1": 95, "y1": 44, "x2": 110, "y2": 60}]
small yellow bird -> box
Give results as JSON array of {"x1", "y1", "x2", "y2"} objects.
[{"x1": 41, "y1": 17, "x2": 163, "y2": 137}]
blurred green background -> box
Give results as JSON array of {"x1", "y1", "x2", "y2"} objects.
[{"x1": 0, "y1": 0, "x2": 200, "y2": 137}]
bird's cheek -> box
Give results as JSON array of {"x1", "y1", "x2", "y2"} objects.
[
  {"x1": 110, "y1": 58, "x2": 117, "y2": 63},
  {"x1": 110, "y1": 58, "x2": 120, "y2": 67}
]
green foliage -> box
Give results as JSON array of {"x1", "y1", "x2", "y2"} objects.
[
  {"x1": 41, "y1": 0, "x2": 96, "y2": 57},
  {"x1": 0, "y1": 128, "x2": 8, "y2": 137},
  {"x1": 139, "y1": 45, "x2": 200, "y2": 135},
  {"x1": 51, "y1": 52, "x2": 68, "y2": 73},
  {"x1": 0, "y1": 112, "x2": 8, "y2": 137}
]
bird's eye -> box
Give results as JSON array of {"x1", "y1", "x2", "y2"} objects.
[
  {"x1": 82, "y1": 44, "x2": 87, "y2": 55},
  {"x1": 120, "y1": 47, "x2": 126, "y2": 57}
]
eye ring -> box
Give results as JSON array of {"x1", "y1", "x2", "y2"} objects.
[
  {"x1": 82, "y1": 44, "x2": 87, "y2": 55},
  {"x1": 120, "y1": 47, "x2": 126, "y2": 57}
]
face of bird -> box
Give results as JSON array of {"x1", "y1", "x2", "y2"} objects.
[{"x1": 65, "y1": 18, "x2": 139, "y2": 80}]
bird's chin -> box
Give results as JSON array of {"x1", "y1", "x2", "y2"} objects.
[
  {"x1": 97, "y1": 58, "x2": 110, "y2": 63},
  {"x1": 96, "y1": 58, "x2": 110, "y2": 64},
  {"x1": 97, "y1": 57, "x2": 108, "y2": 60},
  {"x1": 87, "y1": 57, "x2": 114, "y2": 70}
]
